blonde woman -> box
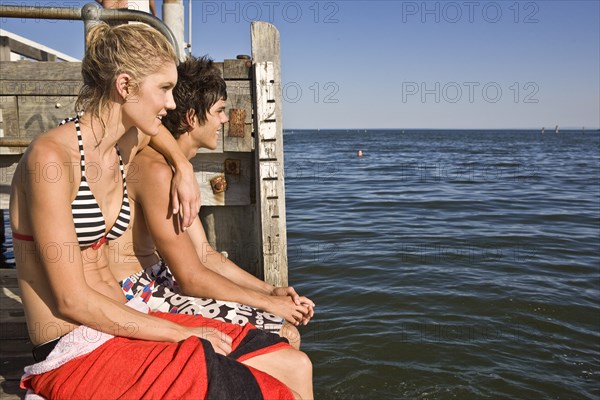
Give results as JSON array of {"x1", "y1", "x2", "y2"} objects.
[{"x1": 10, "y1": 23, "x2": 311, "y2": 399}]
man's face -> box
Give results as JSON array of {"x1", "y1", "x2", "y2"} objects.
[{"x1": 191, "y1": 98, "x2": 228, "y2": 150}]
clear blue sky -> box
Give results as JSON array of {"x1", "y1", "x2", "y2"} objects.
[{"x1": 1, "y1": 0, "x2": 599, "y2": 129}]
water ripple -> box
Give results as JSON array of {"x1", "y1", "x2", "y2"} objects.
[{"x1": 286, "y1": 130, "x2": 600, "y2": 399}]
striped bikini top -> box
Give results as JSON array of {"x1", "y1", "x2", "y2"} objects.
[{"x1": 63, "y1": 117, "x2": 131, "y2": 249}]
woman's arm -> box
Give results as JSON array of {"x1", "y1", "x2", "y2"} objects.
[
  {"x1": 144, "y1": 125, "x2": 200, "y2": 230},
  {"x1": 23, "y1": 142, "x2": 230, "y2": 353}
]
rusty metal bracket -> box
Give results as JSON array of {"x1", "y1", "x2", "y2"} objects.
[{"x1": 210, "y1": 175, "x2": 228, "y2": 194}]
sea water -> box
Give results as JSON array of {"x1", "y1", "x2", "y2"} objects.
[{"x1": 284, "y1": 129, "x2": 599, "y2": 399}]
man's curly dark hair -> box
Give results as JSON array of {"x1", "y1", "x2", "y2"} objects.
[{"x1": 162, "y1": 55, "x2": 227, "y2": 138}]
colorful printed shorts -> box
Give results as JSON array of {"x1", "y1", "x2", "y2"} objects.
[{"x1": 119, "y1": 261, "x2": 285, "y2": 335}]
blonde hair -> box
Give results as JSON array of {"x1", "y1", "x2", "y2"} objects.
[{"x1": 76, "y1": 23, "x2": 177, "y2": 119}]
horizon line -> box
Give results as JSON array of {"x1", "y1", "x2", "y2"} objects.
[{"x1": 283, "y1": 127, "x2": 600, "y2": 131}]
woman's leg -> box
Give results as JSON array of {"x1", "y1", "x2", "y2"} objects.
[{"x1": 242, "y1": 348, "x2": 313, "y2": 399}]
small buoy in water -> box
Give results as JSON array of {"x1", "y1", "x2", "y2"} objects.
[{"x1": 357, "y1": 149, "x2": 363, "y2": 157}]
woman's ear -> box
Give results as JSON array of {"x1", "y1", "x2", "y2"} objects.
[{"x1": 115, "y1": 73, "x2": 132, "y2": 101}]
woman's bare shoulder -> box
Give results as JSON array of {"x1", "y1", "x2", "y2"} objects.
[
  {"x1": 17, "y1": 123, "x2": 78, "y2": 181},
  {"x1": 29, "y1": 123, "x2": 75, "y2": 155}
]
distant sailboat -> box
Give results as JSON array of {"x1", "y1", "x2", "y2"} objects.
[
  {"x1": 555, "y1": 125, "x2": 559, "y2": 134},
  {"x1": 541, "y1": 127, "x2": 545, "y2": 134}
]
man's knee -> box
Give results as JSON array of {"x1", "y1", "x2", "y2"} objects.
[{"x1": 280, "y1": 322, "x2": 301, "y2": 349}]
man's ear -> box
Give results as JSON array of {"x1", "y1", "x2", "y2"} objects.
[
  {"x1": 115, "y1": 73, "x2": 132, "y2": 101},
  {"x1": 185, "y1": 109, "x2": 197, "y2": 129}
]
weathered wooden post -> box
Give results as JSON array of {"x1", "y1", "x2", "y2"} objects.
[{"x1": 251, "y1": 22, "x2": 289, "y2": 287}]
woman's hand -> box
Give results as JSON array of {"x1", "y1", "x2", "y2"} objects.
[
  {"x1": 187, "y1": 326, "x2": 232, "y2": 356},
  {"x1": 170, "y1": 161, "x2": 200, "y2": 230}
]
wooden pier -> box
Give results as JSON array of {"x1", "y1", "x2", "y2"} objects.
[
  {"x1": 0, "y1": 269, "x2": 29, "y2": 399},
  {"x1": 0, "y1": 13, "x2": 289, "y2": 399}
]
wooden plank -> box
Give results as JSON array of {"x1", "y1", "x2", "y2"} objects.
[
  {"x1": 0, "y1": 379, "x2": 27, "y2": 400},
  {"x1": 223, "y1": 80, "x2": 253, "y2": 152},
  {"x1": 0, "y1": 60, "x2": 82, "y2": 145},
  {"x1": 213, "y1": 61, "x2": 224, "y2": 77},
  {"x1": 0, "y1": 97, "x2": 23, "y2": 155},
  {"x1": 251, "y1": 21, "x2": 288, "y2": 287},
  {"x1": 17, "y1": 95, "x2": 77, "y2": 139},
  {"x1": 265, "y1": 198, "x2": 279, "y2": 218},
  {"x1": 0, "y1": 338, "x2": 33, "y2": 377},
  {"x1": 191, "y1": 153, "x2": 252, "y2": 206},
  {"x1": 0, "y1": 268, "x2": 16, "y2": 279},
  {"x1": 261, "y1": 180, "x2": 279, "y2": 198},
  {"x1": 258, "y1": 140, "x2": 277, "y2": 160},
  {"x1": 223, "y1": 59, "x2": 251, "y2": 80},
  {"x1": 0, "y1": 31, "x2": 79, "y2": 63},
  {"x1": 0, "y1": 80, "x2": 81, "y2": 96},
  {"x1": 251, "y1": 23, "x2": 281, "y2": 92},
  {"x1": 0, "y1": 36, "x2": 11, "y2": 62},
  {"x1": 0, "y1": 381, "x2": 26, "y2": 400},
  {"x1": 0, "y1": 268, "x2": 28, "y2": 400},
  {"x1": 4, "y1": 37, "x2": 56, "y2": 62},
  {"x1": 259, "y1": 161, "x2": 279, "y2": 180},
  {"x1": 0, "y1": 61, "x2": 81, "y2": 81},
  {"x1": 0, "y1": 155, "x2": 20, "y2": 208},
  {"x1": 0, "y1": 97, "x2": 18, "y2": 135},
  {"x1": 0, "y1": 269, "x2": 27, "y2": 341},
  {"x1": 258, "y1": 122, "x2": 276, "y2": 141},
  {"x1": 0, "y1": 313, "x2": 28, "y2": 340},
  {"x1": 200, "y1": 206, "x2": 261, "y2": 278},
  {"x1": 0, "y1": 288, "x2": 23, "y2": 311}
]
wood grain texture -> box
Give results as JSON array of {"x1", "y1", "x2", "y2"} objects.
[{"x1": 251, "y1": 21, "x2": 289, "y2": 287}]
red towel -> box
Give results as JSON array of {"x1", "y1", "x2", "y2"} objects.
[{"x1": 22, "y1": 312, "x2": 295, "y2": 399}]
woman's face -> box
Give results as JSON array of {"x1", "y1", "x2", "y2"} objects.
[{"x1": 124, "y1": 61, "x2": 178, "y2": 136}]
